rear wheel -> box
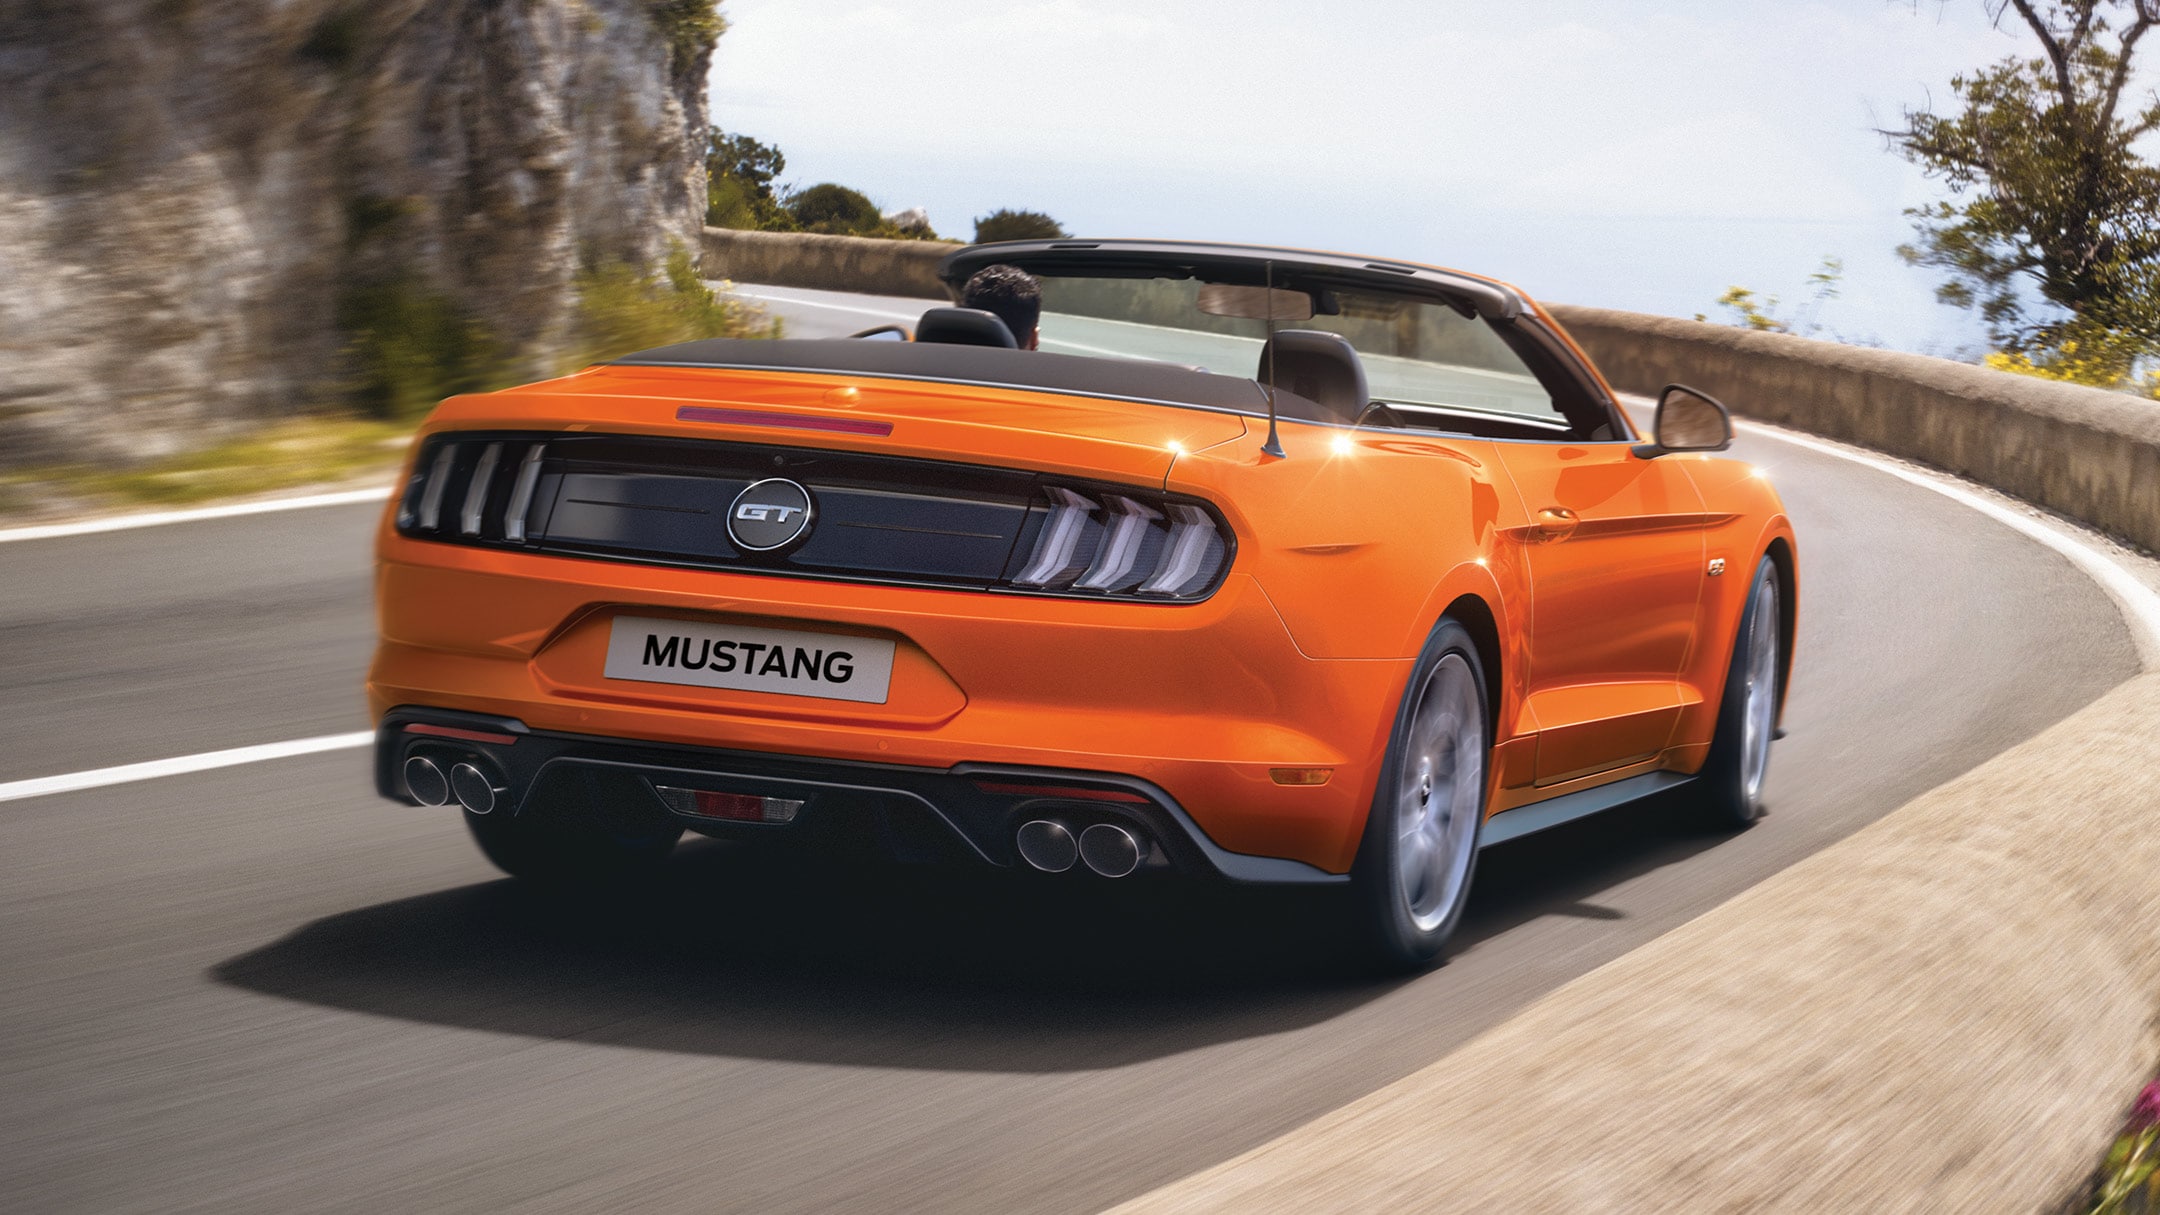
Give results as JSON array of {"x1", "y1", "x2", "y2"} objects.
[
  {"x1": 465, "y1": 808, "x2": 681, "y2": 886},
  {"x1": 1350, "y1": 619, "x2": 1489, "y2": 971},
  {"x1": 1694, "y1": 558, "x2": 1783, "y2": 829}
]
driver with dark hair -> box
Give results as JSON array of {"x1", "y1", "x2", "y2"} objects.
[{"x1": 958, "y1": 264, "x2": 1042, "y2": 350}]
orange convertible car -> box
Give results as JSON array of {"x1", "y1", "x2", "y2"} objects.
[{"x1": 369, "y1": 240, "x2": 1796, "y2": 967}]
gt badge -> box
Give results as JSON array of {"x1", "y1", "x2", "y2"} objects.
[
  {"x1": 1707, "y1": 557, "x2": 1726, "y2": 577},
  {"x1": 728, "y1": 478, "x2": 815, "y2": 552}
]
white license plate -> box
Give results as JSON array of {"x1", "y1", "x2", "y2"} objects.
[{"x1": 603, "y1": 616, "x2": 896, "y2": 704}]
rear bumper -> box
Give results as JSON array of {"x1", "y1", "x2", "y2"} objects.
[
  {"x1": 368, "y1": 543, "x2": 1413, "y2": 873},
  {"x1": 377, "y1": 706, "x2": 1345, "y2": 884}
]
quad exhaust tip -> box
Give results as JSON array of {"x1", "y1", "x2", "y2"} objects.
[
  {"x1": 403, "y1": 756, "x2": 450, "y2": 807},
  {"x1": 449, "y1": 762, "x2": 504, "y2": 816},
  {"x1": 1015, "y1": 819, "x2": 1078, "y2": 873},
  {"x1": 1079, "y1": 823, "x2": 1143, "y2": 878}
]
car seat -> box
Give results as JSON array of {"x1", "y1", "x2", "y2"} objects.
[
  {"x1": 1256, "y1": 330, "x2": 1369, "y2": 424},
  {"x1": 914, "y1": 307, "x2": 1018, "y2": 348}
]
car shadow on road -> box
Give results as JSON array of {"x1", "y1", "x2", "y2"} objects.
[{"x1": 212, "y1": 793, "x2": 1730, "y2": 1073}]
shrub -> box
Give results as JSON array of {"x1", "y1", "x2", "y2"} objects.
[
  {"x1": 646, "y1": 0, "x2": 726, "y2": 76},
  {"x1": 974, "y1": 208, "x2": 1067, "y2": 243},
  {"x1": 567, "y1": 246, "x2": 779, "y2": 368},
  {"x1": 1984, "y1": 325, "x2": 2160, "y2": 398},
  {"x1": 336, "y1": 276, "x2": 503, "y2": 420},
  {"x1": 788, "y1": 183, "x2": 883, "y2": 235}
]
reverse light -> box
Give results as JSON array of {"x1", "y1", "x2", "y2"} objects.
[{"x1": 650, "y1": 785, "x2": 803, "y2": 823}]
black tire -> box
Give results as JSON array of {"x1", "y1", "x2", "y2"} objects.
[
  {"x1": 1693, "y1": 557, "x2": 1783, "y2": 829},
  {"x1": 1349, "y1": 618, "x2": 1490, "y2": 972},
  {"x1": 465, "y1": 808, "x2": 681, "y2": 886}
]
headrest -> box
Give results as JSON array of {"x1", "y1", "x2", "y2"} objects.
[
  {"x1": 1258, "y1": 330, "x2": 1368, "y2": 423},
  {"x1": 914, "y1": 307, "x2": 1018, "y2": 348}
]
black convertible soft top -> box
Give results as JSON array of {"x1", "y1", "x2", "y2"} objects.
[{"x1": 606, "y1": 338, "x2": 1333, "y2": 421}]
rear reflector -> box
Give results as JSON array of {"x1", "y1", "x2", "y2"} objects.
[
  {"x1": 650, "y1": 784, "x2": 803, "y2": 823},
  {"x1": 969, "y1": 780, "x2": 1150, "y2": 804},
  {"x1": 1269, "y1": 767, "x2": 1333, "y2": 786},
  {"x1": 402, "y1": 723, "x2": 519, "y2": 746}
]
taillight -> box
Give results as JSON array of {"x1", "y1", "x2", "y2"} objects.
[
  {"x1": 1000, "y1": 484, "x2": 1233, "y2": 600},
  {"x1": 397, "y1": 436, "x2": 549, "y2": 546}
]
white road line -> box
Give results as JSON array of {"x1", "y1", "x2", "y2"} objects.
[
  {"x1": 730, "y1": 289, "x2": 923, "y2": 320},
  {"x1": 0, "y1": 487, "x2": 390, "y2": 545},
  {"x1": 0, "y1": 732, "x2": 375, "y2": 804}
]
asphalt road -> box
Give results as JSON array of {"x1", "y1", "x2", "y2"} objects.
[{"x1": 0, "y1": 286, "x2": 2143, "y2": 1214}]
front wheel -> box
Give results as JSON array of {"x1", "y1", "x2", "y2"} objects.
[
  {"x1": 1694, "y1": 558, "x2": 1784, "y2": 829},
  {"x1": 1349, "y1": 619, "x2": 1489, "y2": 971}
]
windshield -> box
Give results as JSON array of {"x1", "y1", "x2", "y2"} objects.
[{"x1": 1033, "y1": 275, "x2": 1563, "y2": 426}]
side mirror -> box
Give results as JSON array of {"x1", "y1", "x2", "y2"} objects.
[{"x1": 1633, "y1": 384, "x2": 1734, "y2": 458}]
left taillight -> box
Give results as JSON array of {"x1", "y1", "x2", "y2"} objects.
[{"x1": 396, "y1": 436, "x2": 549, "y2": 545}]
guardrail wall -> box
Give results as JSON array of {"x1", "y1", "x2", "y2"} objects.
[{"x1": 702, "y1": 227, "x2": 948, "y2": 299}]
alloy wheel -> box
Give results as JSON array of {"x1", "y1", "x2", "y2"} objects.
[{"x1": 1395, "y1": 652, "x2": 1485, "y2": 932}]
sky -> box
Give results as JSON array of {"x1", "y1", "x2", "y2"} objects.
[{"x1": 707, "y1": 1, "x2": 2077, "y2": 356}]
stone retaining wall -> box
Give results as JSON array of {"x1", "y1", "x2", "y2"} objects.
[{"x1": 702, "y1": 227, "x2": 948, "y2": 299}]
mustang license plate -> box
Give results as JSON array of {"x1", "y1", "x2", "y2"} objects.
[{"x1": 603, "y1": 616, "x2": 896, "y2": 704}]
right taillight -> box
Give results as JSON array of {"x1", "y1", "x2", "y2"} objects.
[{"x1": 1001, "y1": 484, "x2": 1233, "y2": 601}]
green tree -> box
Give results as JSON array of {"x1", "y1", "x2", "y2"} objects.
[
  {"x1": 705, "y1": 128, "x2": 792, "y2": 230},
  {"x1": 1888, "y1": 0, "x2": 2160, "y2": 384},
  {"x1": 973, "y1": 208, "x2": 1067, "y2": 243}
]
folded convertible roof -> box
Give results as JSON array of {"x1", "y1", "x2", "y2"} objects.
[{"x1": 604, "y1": 338, "x2": 1339, "y2": 421}]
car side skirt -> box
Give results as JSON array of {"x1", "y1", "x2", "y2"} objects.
[{"x1": 1479, "y1": 770, "x2": 1694, "y2": 849}]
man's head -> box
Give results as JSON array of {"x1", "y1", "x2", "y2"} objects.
[{"x1": 958, "y1": 264, "x2": 1042, "y2": 350}]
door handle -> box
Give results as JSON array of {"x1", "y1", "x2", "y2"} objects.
[{"x1": 1534, "y1": 507, "x2": 1579, "y2": 540}]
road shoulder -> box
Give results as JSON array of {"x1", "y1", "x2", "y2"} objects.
[{"x1": 1113, "y1": 671, "x2": 2160, "y2": 1213}]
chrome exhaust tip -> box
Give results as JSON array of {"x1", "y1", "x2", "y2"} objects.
[
  {"x1": 1014, "y1": 819, "x2": 1078, "y2": 873},
  {"x1": 1079, "y1": 823, "x2": 1143, "y2": 878},
  {"x1": 403, "y1": 755, "x2": 450, "y2": 807},
  {"x1": 449, "y1": 762, "x2": 504, "y2": 816}
]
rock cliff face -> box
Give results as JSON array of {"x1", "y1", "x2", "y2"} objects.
[{"x1": 0, "y1": 0, "x2": 715, "y2": 466}]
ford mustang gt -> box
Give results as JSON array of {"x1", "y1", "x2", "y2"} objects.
[{"x1": 368, "y1": 239, "x2": 1797, "y2": 968}]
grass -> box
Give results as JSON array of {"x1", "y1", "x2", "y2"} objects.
[
  {"x1": 0, "y1": 259, "x2": 781, "y2": 524},
  {"x1": 0, "y1": 417, "x2": 416, "y2": 521},
  {"x1": 565, "y1": 247, "x2": 781, "y2": 368},
  {"x1": 2084, "y1": 1079, "x2": 2160, "y2": 1214}
]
